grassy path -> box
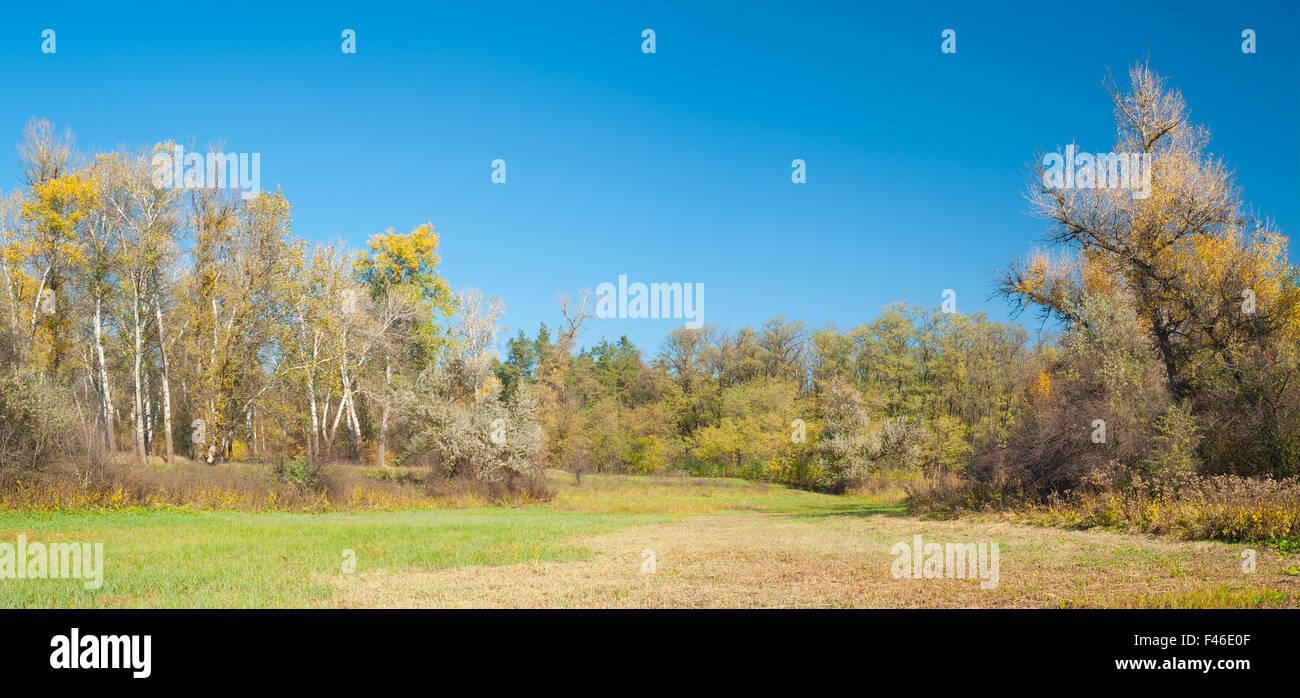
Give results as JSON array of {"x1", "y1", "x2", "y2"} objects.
[{"x1": 333, "y1": 512, "x2": 1300, "y2": 608}]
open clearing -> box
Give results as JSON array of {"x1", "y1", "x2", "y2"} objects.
[{"x1": 3, "y1": 473, "x2": 1297, "y2": 608}]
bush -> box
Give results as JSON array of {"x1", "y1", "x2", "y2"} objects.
[
  {"x1": 906, "y1": 469, "x2": 1300, "y2": 543},
  {"x1": 977, "y1": 294, "x2": 1170, "y2": 492},
  {"x1": 0, "y1": 330, "x2": 77, "y2": 471},
  {"x1": 815, "y1": 378, "x2": 872, "y2": 491},
  {"x1": 395, "y1": 365, "x2": 549, "y2": 499},
  {"x1": 1042, "y1": 474, "x2": 1300, "y2": 542},
  {"x1": 1146, "y1": 402, "x2": 1201, "y2": 477},
  {"x1": 866, "y1": 416, "x2": 928, "y2": 472},
  {"x1": 270, "y1": 457, "x2": 323, "y2": 490},
  {"x1": 0, "y1": 460, "x2": 452, "y2": 512},
  {"x1": 1192, "y1": 336, "x2": 1300, "y2": 479}
]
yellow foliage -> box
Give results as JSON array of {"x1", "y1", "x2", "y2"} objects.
[
  {"x1": 355, "y1": 222, "x2": 453, "y2": 305},
  {"x1": 1031, "y1": 370, "x2": 1051, "y2": 398}
]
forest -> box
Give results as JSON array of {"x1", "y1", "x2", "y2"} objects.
[{"x1": 2, "y1": 65, "x2": 1298, "y2": 543}]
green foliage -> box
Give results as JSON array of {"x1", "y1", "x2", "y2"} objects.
[
  {"x1": 520, "y1": 306, "x2": 1029, "y2": 491},
  {"x1": 626, "y1": 436, "x2": 662, "y2": 475},
  {"x1": 269, "y1": 457, "x2": 323, "y2": 490}
]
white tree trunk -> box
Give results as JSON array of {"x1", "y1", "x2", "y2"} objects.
[
  {"x1": 299, "y1": 316, "x2": 320, "y2": 460},
  {"x1": 93, "y1": 295, "x2": 117, "y2": 452},
  {"x1": 377, "y1": 357, "x2": 390, "y2": 467},
  {"x1": 131, "y1": 278, "x2": 146, "y2": 466},
  {"x1": 153, "y1": 284, "x2": 175, "y2": 464}
]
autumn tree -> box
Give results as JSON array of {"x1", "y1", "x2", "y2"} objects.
[
  {"x1": 998, "y1": 63, "x2": 1300, "y2": 476},
  {"x1": 353, "y1": 222, "x2": 456, "y2": 466}
]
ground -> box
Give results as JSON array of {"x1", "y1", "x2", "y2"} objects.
[{"x1": 2, "y1": 472, "x2": 1297, "y2": 608}]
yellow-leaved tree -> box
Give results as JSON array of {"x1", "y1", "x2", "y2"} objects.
[
  {"x1": 998, "y1": 63, "x2": 1300, "y2": 476},
  {"x1": 354, "y1": 222, "x2": 457, "y2": 466}
]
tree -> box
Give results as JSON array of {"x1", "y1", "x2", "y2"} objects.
[
  {"x1": 353, "y1": 223, "x2": 456, "y2": 466},
  {"x1": 815, "y1": 377, "x2": 871, "y2": 491},
  {"x1": 998, "y1": 63, "x2": 1300, "y2": 476}
]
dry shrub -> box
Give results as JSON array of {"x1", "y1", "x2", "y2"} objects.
[
  {"x1": 904, "y1": 471, "x2": 996, "y2": 514},
  {"x1": 907, "y1": 468, "x2": 1300, "y2": 543},
  {"x1": 0, "y1": 329, "x2": 77, "y2": 471},
  {"x1": 1039, "y1": 473, "x2": 1300, "y2": 542},
  {"x1": 978, "y1": 295, "x2": 1171, "y2": 492},
  {"x1": 1193, "y1": 338, "x2": 1300, "y2": 478},
  {"x1": 0, "y1": 453, "x2": 562, "y2": 513},
  {"x1": 0, "y1": 459, "x2": 446, "y2": 512},
  {"x1": 423, "y1": 470, "x2": 555, "y2": 506},
  {"x1": 844, "y1": 470, "x2": 921, "y2": 504}
]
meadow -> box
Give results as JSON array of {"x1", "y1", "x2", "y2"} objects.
[{"x1": 2, "y1": 469, "x2": 1296, "y2": 609}]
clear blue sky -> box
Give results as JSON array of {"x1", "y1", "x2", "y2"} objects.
[{"x1": 2, "y1": 1, "x2": 1296, "y2": 354}]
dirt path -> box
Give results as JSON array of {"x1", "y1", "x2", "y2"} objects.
[{"x1": 330, "y1": 513, "x2": 1300, "y2": 608}]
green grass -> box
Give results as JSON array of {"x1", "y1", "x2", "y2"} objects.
[
  {"x1": 0, "y1": 507, "x2": 673, "y2": 607},
  {"x1": 1131, "y1": 586, "x2": 1296, "y2": 609},
  {"x1": 0, "y1": 472, "x2": 888, "y2": 608}
]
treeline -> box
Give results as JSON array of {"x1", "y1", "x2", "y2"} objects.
[
  {"x1": 0, "y1": 119, "x2": 542, "y2": 490},
  {"x1": 494, "y1": 306, "x2": 1031, "y2": 489},
  {"x1": 3, "y1": 63, "x2": 1297, "y2": 507},
  {"x1": 496, "y1": 64, "x2": 1300, "y2": 497}
]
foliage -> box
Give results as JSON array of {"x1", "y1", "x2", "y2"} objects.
[
  {"x1": 1, "y1": 62, "x2": 1296, "y2": 515},
  {"x1": 270, "y1": 457, "x2": 323, "y2": 490},
  {"x1": 396, "y1": 335, "x2": 545, "y2": 490},
  {"x1": 0, "y1": 342, "x2": 77, "y2": 471},
  {"x1": 997, "y1": 62, "x2": 1300, "y2": 479}
]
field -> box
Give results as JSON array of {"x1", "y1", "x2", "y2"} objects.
[{"x1": 2, "y1": 472, "x2": 1298, "y2": 609}]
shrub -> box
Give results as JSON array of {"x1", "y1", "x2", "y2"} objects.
[
  {"x1": 0, "y1": 330, "x2": 77, "y2": 471},
  {"x1": 1192, "y1": 336, "x2": 1300, "y2": 479},
  {"x1": 0, "y1": 459, "x2": 450, "y2": 512},
  {"x1": 1146, "y1": 402, "x2": 1202, "y2": 477},
  {"x1": 866, "y1": 416, "x2": 928, "y2": 472},
  {"x1": 395, "y1": 365, "x2": 549, "y2": 499},
  {"x1": 815, "y1": 378, "x2": 871, "y2": 491},
  {"x1": 1046, "y1": 474, "x2": 1300, "y2": 542},
  {"x1": 270, "y1": 457, "x2": 324, "y2": 490},
  {"x1": 978, "y1": 294, "x2": 1170, "y2": 492}
]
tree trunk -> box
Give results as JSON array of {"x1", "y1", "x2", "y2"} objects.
[
  {"x1": 377, "y1": 356, "x2": 390, "y2": 467},
  {"x1": 346, "y1": 386, "x2": 363, "y2": 461},
  {"x1": 299, "y1": 317, "x2": 320, "y2": 461},
  {"x1": 28, "y1": 265, "x2": 50, "y2": 343},
  {"x1": 246, "y1": 407, "x2": 256, "y2": 460},
  {"x1": 131, "y1": 279, "x2": 147, "y2": 466},
  {"x1": 321, "y1": 390, "x2": 334, "y2": 454},
  {"x1": 144, "y1": 370, "x2": 153, "y2": 455},
  {"x1": 93, "y1": 296, "x2": 117, "y2": 452},
  {"x1": 153, "y1": 283, "x2": 175, "y2": 465},
  {"x1": 2, "y1": 260, "x2": 17, "y2": 329}
]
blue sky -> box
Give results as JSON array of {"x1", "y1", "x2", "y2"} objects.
[{"x1": 2, "y1": 1, "x2": 1296, "y2": 354}]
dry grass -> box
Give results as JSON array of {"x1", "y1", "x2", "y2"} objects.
[
  {"x1": 1036, "y1": 475, "x2": 1300, "y2": 543},
  {"x1": 908, "y1": 472, "x2": 1300, "y2": 545},
  {"x1": 0, "y1": 457, "x2": 488, "y2": 512},
  {"x1": 328, "y1": 510, "x2": 1300, "y2": 608}
]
